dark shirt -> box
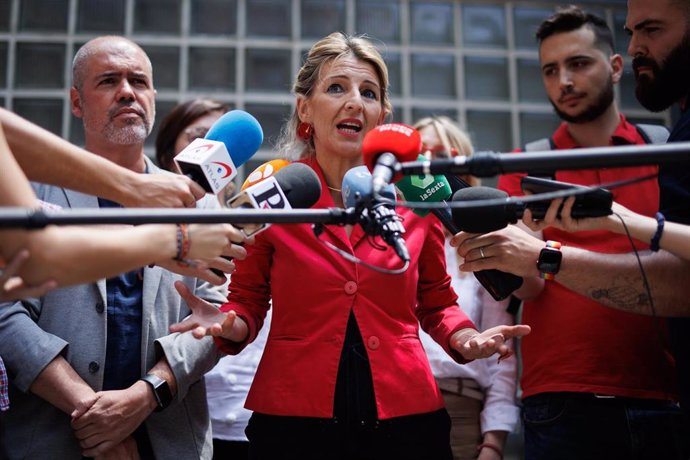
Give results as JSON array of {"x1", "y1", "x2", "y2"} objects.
[
  {"x1": 659, "y1": 107, "x2": 690, "y2": 421},
  {"x1": 98, "y1": 197, "x2": 144, "y2": 391}
]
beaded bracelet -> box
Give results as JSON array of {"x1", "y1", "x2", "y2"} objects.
[
  {"x1": 650, "y1": 212, "x2": 665, "y2": 252},
  {"x1": 173, "y1": 223, "x2": 192, "y2": 266}
]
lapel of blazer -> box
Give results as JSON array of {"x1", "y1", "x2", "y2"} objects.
[{"x1": 63, "y1": 188, "x2": 107, "y2": 303}]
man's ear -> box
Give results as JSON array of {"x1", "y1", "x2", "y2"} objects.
[
  {"x1": 296, "y1": 96, "x2": 310, "y2": 123},
  {"x1": 70, "y1": 87, "x2": 83, "y2": 118},
  {"x1": 610, "y1": 54, "x2": 624, "y2": 84}
]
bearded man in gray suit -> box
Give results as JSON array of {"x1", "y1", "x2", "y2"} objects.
[{"x1": 0, "y1": 36, "x2": 246, "y2": 459}]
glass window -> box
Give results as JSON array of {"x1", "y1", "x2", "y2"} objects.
[
  {"x1": 411, "y1": 53, "x2": 456, "y2": 98},
  {"x1": 520, "y1": 112, "x2": 561, "y2": 144},
  {"x1": 301, "y1": 0, "x2": 345, "y2": 40},
  {"x1": 411, "y1": 108, "x2": 458, "y2": 124},
  {"x1": 462, "y1": 4, "x2": 506, "y2": 48},
  {"x1": 245, "y1": 49, "x2": 291, "y2": 93},
  {"x1": 14, "y1": 98, "x2": 63, "y2": 135},
  {"x1": 143, "y1": 46, "x2": 180, "y2": 91},
  {"x1": 133, "y1": 0, "x2": 181, "y2": 34},
  {"x1": 0, "y1": 42, "x2": 6, "y2": 88},
  {"x1": 517, "y1": 58, "x2": 546, "y2": 103},
  {"x1": 246, "y1": 0, "x2": 291, "y2": 38},
  {"x1": 383, "y1": 52, "x2": 401, "y2": 97},
  {"x1": 411, "y1": 1, "x2": 454, "y2": 45},
  {"x1": 15, "y1": 43, "x2": 65, "y2": 89},
  {"x1": 245, "y1": 102, "x2": 292, "y2": 149},
  {"x1": 188, "y1": 47, "x2": 235, "y2": 91},
  {"x1": 356, "y1": 0, "x2": 400, "y2": 43},
  {"x1": 466, "y1": 110, "x2": 512, "y2": 152},
  {"x1": 69, "y1": 113, "x2": 85, "y2": 146},
  {"x1": 191, "y1": 0, "x2": 237, "y2": 35},
  {"x1": 613, "y1": 10, "x2": 630, "y2": 55},
  {"x1": 19, "y1": 0, "x2": 68, "y2": 31},
  {"x1": 147, "y1": 99, "x2": 178, "y2": 149},
  {"x1": 0, "y1": 0, "x2": 11, "y2": 31},
  {"x1": 464, "y1": 56, "x2": 508, "y2": 101},
  {"x1": 77, "y1": 0, "x2": 125, "y2": 33},
  {"x1": 619, "y1": 63, "x2": 645, "y2": 111},
  {"x1": 513, "y1": 7, "x2": 553, "y2": 50}
]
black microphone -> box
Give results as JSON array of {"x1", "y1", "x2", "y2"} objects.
[{"x1": 342, "y1": 166, "x2": 410, "y2": 263}]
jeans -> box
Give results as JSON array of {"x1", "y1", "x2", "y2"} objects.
[{"x1": 523, "y1": 392, "x2": 690, "y2": 460}]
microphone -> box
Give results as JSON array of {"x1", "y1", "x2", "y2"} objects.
[
  {"x1": 361, "y1": 124, "x2": 422, "y2": 195},
  {"x1": 396, "y1": 161, "x2": 523, "y2": 300},
  {"x1": 241, "y1": 159, "x2": 290, "y2": 190},
  {"x1": 174, "y1": 110, "x2": 264, "y2": 194},
  {"x1": 342, "y1": 165, "x2": 410, "y2": 263},
  {"x1": 226, "y1": 162, "x2": 321, "y2": 237}
]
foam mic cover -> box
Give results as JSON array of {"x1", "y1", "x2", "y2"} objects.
[
  {"x1": 395, "y1": 154, "x2": 453, "y2": 217},
  {"x1": 342, "y1": 165, "x2": 397, "y2": 208},
  {"x1": 205, "y1": 110, "x2": 264, "y2": 168},
  {"x1": 361, "y1": 124, "x2": 422, "y2": 183},
  {"x1": 272, "y1": 163, "x2": 322, "y2": 209},
  {"x1": 241, "y1": 159, "x2": 290, "y2": 191},
  {"x1": 451, "y1": 187, "x2": 516, "y2": 234}
]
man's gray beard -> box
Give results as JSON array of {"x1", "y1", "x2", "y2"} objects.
[{"x1": 102, "y1": 120, "x2": 150, "y2": 145}]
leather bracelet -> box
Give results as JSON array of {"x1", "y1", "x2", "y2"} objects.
[
  {"x1": 477, "y1": 442, "x2": 503, "y2": 459},
  {"x1": 650, "y1": 212, "x2": 665, "y2": 252}
]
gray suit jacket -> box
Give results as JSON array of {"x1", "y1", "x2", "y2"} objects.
[{"x1": 0, "y1": 160, "x2": 226, "y2": 459}]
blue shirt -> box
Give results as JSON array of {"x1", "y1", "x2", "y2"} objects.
[
  {"x1": 98, "y1": 197, "x2": 144, "y2": 391},
  {"x1": 0, "y1": 356, "x2": 9, "y2": 411}
]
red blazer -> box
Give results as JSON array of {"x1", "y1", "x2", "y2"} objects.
[{"x1": 216, "y1": 158, "x2": 475, "y2": 419}]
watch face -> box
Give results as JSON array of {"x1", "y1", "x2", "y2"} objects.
[{"x1": 538, "y1": 248, "x2": 562, "y2": 274}]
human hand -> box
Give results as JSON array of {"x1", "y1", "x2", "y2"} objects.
[
  {"x1": 170, "y1": 281, "x2": 248, "y2": 342},
  {"x1": 157, "y1": 255, "x2": 235, "y2": 285},
  {"x1": 451, "y1": 325, "x2": 530, "y2": 361},
  {"x1": 121, "y1": 173, "x2": 206, "y2": 208},
  {"x1": 0, "y1": 250, "x2": 57, "y2": 301},
  {"x1": 186, "y1": 223, "x2": 249, "y2": 261},
  {"x1": 522, "y1": 196, "x2": 626, "y2": 234},
  {"x1": 478, "y1": 445, "x2": 503, "y2": 460},
  {"x1": 71, "y1": 384, "x2": 153, "y2": 457},
  {"x1": 450, "y1": 226, "x2": 544, "y2": 278},
  {"x1": 94, "y1": 436, "x2": 140, "y2": 460}
]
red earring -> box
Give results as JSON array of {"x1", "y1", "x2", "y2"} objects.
[{"x1": 297, "y1": 122, "x2": 314, "y2": 141}]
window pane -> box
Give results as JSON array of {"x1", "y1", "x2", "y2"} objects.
[
  {"x1": 133, "y1": 0, "x2": 181, "y2": 34},
  {"x1": 191, "y1": 0, "x2": 237, "y2": 35},
  {"x1": 14, "y1": 99, "x2": 63, "y2": 135},
  {"x1": 411, "y1": 1, "x2": 454, "y2": 45},
  {"x1": 143, "y1": 46, "x2": 180, "y2": 90},
  {"x1": 464, "y1": 56, "x2": 508, "y2": 101},
  {"x1": 520, "y1": 112, "x2": 561, "y2": 144},
  {"x1": 517, "y1": 58, "x2": 546, "y2": 103},
  {"x1": 189, "y1": 47, "x2": 235, "y2": 91},
  {"x1": 513, "y1": 7, "x2": 553, "y2": 50},
  {"x1": 147, "y1": 99, "x2": 178, "y2": 149},
  {"x1": 356, "y1": 0, "x2": 400, "y2": 43},
  {"x1": 411, "y1": 54, "x2": 456, "y2": 98},
  {"x1": 613, "y1": 10, "x2": 630, "y2": 54},
  {"x1": 0, "y1": 0, "x2": 11, "y2": 31},
  {"x1": 245, "y1": 102, "x2": 292, "y2": 149},
  {"x1": 302, "y1": 0, "x2": 345, "y2": 39},
  {"x1": 411, "y1": 108, "x2": 458, "y2": 124},
  {"x1": 245, "y1": 49, "x2": 291, "y2": 93},
  {"x1": 467, "y1": 110, "x2": 512, "y2": 152},
  {"x1": 15, "y1": 43, "x2": 65, "y2": 89},
  {"x1": 20, "y1": 0, "x2": 68, "y2": 31},
  {"x1": 619, "y1": 63, "x2": 645, "y2": 111},
  {"x1": 69, "y1": 113, "x2": 85, "y2": 146},
  {"x1": 462, "y1": 4, "x2": 506, "y2": 48},
  {"x1": 383, "y1": 52, "x2": 401, "y2": 97},
  {"x1": 77, "y1": 0, "x2": 125, "y2": 33},
  {"x1": 247, "y1": 0, "x2": 291, "y2": 38},
  {"x1": 0, "y1": 42, "x2": 6, "y2": 88}
]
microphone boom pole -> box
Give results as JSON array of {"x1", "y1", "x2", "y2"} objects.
[
  {"x1": 401, "y1": 142, "x2": 690, "y2": 177},
  {"x1": 0, "y1": 207, "x2": 356, "y2": 229}
]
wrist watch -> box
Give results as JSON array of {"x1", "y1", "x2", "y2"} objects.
[
  {"x1": 536, "y1": 240, "x2": 562, "y2": 280},
  {"x1": 140, "y1": 373, "x2": 173, "y2": 412}
]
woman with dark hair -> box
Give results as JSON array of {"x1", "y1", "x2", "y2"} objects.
[{"x1": 155, "y1": 98, "x2": 228, "y2": 172}]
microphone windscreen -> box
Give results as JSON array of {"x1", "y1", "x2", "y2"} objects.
[
  {"x1": 361, "y1": 124, "x2": 422, "y2": 172},
  {"x1": 451, "y1": 186, "x2": 511, "y2": 233},
  {"x1": 273, "y1": 163, "x2": 322, "y2": 209},
  {"x1": 342, "y1": 165, "x2": 396, "y2": 208},
  {"x1": 205, "y1": 110, "x2": 264, "y2": 167},
  {"x1": 241, "y1": 159, "x2": 290, "y2": 190},
  {"x1": 395, "y1": 154, "x2": 452, "y2": 217}
]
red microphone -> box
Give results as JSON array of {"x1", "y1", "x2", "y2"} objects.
[{"x1": 362, "y1": 124, "x2": 421, "y2": 194}]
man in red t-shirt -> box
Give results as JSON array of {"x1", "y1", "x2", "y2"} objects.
[{"x1": 451, "y1": 6, "x2": 688, "y2": 460}]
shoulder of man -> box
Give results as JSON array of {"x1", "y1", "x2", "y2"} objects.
[{"x1": 634, "y1": 123, "x2": 670, "y2": 144}]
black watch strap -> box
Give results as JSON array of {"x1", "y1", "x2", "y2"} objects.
[{"x1": 140, "y1": 373, "x2": 173, "y2": 412}]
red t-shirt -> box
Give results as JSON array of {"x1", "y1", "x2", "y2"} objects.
[{"x1": 498, "y1": 115, "x2": 677, "y2": 400}]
